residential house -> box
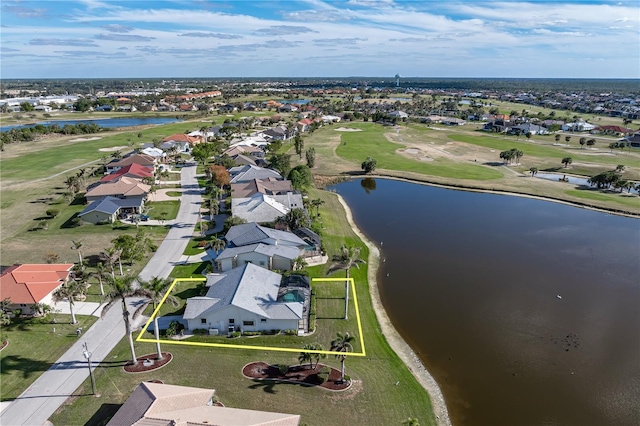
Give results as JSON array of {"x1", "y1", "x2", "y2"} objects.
[
  {"x1": 231, "y1": 192, "x2": 304, "y2": 224},
  {"x1": 107, "y1": 382, "x2": 300, "y2": 426},
  {"x1": 509, "y1": 123, "x2": 548, "y2": 135},
  {"x1": 78, "y1": 196, "x2": 144, "y2": 224},
  {"x1": 85, "y1": 176, "x2": 150, "y2": 202},
  {"x1": 623, "y1": 132, "x2": 640, "y2": 148},
  {"x1": 223, "y1": 144, "x2": 265, "y2": 159},
  {"x1": 214, "y1": 243, "x2": 301, "y2": 272},
  {"x1": 261, "y1": 125, "x2": 291, "y2": 141},
  {"x1": 231, "y1": 178, "x2": 293, "y2": 198},
  {"x1": 229, "y1": 165, "x2": 283, "y2": 184},
  {"x1": 0, "y1": 264, "x2": 74, "y2": 315},
  {"x1": 183, "y1": 263, "x2": 306, "y2": 334},
  {"x1": 230, "y1": 153, "x2": 258, "y2": 167},
  {"x1": 562, "y1": 121, "x2": 597, "y2": 132},
  {"x1": 161, "y1": 133, "x2": 203, "y2": 147},
  {"x1": 100, "y1": 163, "x2": 154, "y2": 183},
  {"x1": 224, "y1": 222, "x2": 308, "y2": 250},
  {"x1": 105, "y1": 153, "x2": 156, "y2": 174},
  {"x1": 296, "y1": 118, "x2": 314, "y2": 133},
  {"x1": 140, "y1": 146, "x2": 166, "y2": 160},
  {"x1": 388, "y1": 110, "x2": 409, "y2": 120}
]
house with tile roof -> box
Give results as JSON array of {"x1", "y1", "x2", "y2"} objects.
[
  {"x1": 183, "y1": 263, "x2": 306, "y2": 334},
  {"x1": 107, "y1": 381, "x2": 300, "y2": 426},
  {"x1": 0, "y1": 264, "x2": 74, "y2": 315},
  {"x1": 100, "y1": 163, "x2": 154, "y2": 182},
  {"x1": 85, "y1": 176, "x2": 151, "y2": 202},
  {"x1": 161, "y1": 133, "x2": 203, "y2": 146},
  {"x1": 105, "y1": 153, "x2": 156, "y2": 174}
]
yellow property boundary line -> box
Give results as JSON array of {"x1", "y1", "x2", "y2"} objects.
[{"x1": 136, "y1": 277, "x2": 366, "y2": 357}]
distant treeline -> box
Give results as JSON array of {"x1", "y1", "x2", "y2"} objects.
[
  {"x1": 1, "y1": 77, "x2": 638, "y2": 97},
  {"x1": 1, "y1": 122, "x2": 108, "y2": 146}
]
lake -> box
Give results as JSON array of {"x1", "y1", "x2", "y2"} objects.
[
  {"x1": 332, "y1": 178, "x2": 640, "y2": 426},
  {"x1": 0, "y1": 116, "x2": 182, "y2": 132}
]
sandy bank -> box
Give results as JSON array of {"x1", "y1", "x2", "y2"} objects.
[{"x1": 335, "y1": 194, "x2": 452, "y2": 426}]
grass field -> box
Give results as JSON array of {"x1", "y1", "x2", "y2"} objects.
[
  {"x1": 0, "y1": 314, "x2": 98, "y2": 401},
  {"x1": 145, "y1": 200, "x2": 180, "y2": 220},
  {"x1": 334, "y1": 122, "x2": 503, "y2": 180}
]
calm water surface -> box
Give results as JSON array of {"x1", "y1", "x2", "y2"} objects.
[
  {"x1": 332, "y1": 178, "x2": 640, "y2": 426},
  {"x1": 0, "y1": 116, "x2": 182, "y2": 131}
]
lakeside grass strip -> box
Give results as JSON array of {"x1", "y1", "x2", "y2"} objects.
[
  {"x1": 449, "y1": 134, "x2": 640, "y2": 168},
  {"x1": 334, "y1": 122, "x2": 502, "y2": 180},
  {"x1": 565, "y1": 189, "x2": 640, "y2": 208}
]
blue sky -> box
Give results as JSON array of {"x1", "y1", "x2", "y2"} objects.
[{"x1": 1, "y1": 0, "x2": 638, "y2": 79}]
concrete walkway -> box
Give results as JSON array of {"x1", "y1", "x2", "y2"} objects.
[{"x1": 0, "y1": 162, "x2": 203, "y2": 426}]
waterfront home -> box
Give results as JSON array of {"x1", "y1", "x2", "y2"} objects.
[
  {"x1": 231, "y1": 178, "x2": 293, "y2": 198},
  {"x1": 224, "y1": 222, "x2": 308, "y2": 250},
  {"x1": 214, "y1": 243, "x2": 301, "y2": 272},
  {"x1": 229, "y1": 164, "x2": 283, "y2": 184},
  {"x1": 183, "y1": 263, "x2": 305, "y2": 334},
  {"x1": 231, "y1": 192, "x2": 304, "y2": 224},
  {"x1": 0, "y1": 264, "x2": 74, "y2": 316}
]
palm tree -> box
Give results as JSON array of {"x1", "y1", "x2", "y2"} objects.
[
  {"x1": 100, "y1": 247, "x2": 122, "y2": 278},
  {"x1": 71, "y1": 240, "x2": 83, "y2": 264},
  {"x1": 102, "y1": 274, "x2": 147, "y2": 365},
  {"x1": 293, "y1": 256, "x2": 308, "y2": 271},
  {"x1": 311, "y1": 198, "x2": 325, "y2": 218},
  {"x1": 208, "y1": 237, "x2": 225, "y2": 254},
  {"x1": 52, "y1": 280, "x2": 87, "y2": 324},
  {"x1": 328, "y1": 246, "x2": 366, "y2": 320},
  {"x1": 330, "y1": 332, "x2": 355, "y2": 382},
  {"x1": 298, "y1": 346, "x2": 313, "y2": 370},
  {"x1": 139, "y1": 276, "x2": 179, "y2": 360},
  {"x1": 298, "y1": 343, "x2": 326, "y2": 370},
  {"x1": 90, "y1": 262, "x2": 108, "y2": 296}
]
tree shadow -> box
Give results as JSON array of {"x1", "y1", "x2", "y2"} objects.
[
  {"x1": 85, "y1": 403, "x2": 122, "y2": 426},
  {"x1": 1, "y1": 355, "x2": 53, "y2": 379},
  {"x1": 60, "y1": 213, "x2": 81, "y2": 229}
]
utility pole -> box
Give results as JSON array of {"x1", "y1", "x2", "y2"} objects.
[{"x1": 82, "y1": 342, "x2": 98, "y2": 396}]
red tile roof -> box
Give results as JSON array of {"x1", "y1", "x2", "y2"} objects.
[
  {"x1": 0, "y1": 264, "x2": 74, "y2": 304},
  {"x1": 101, "y1": 163, "x2": 154, "y2": 182},
  {"x1": 162, "y1": 134, "x2": 202, "y2": 145}
]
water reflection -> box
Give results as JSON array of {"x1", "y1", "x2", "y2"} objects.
[{"x1": 360, "y1": 178, "x2": 377, "y2": 194}]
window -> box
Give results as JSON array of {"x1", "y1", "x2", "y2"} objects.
[
  {"x1": 261, "y1": 318, "x2": 267, "y2": 323},
  {"x1": 259, "y1": 261, "x2": 265, "y2": 266},
  {"x1": 243, "y1": 320, "x2": 254, "y2": 326},
  {"x1": 201, "y1": 318, "x2": 207, "y2": 324},
  {"x1": 229, "y1": 319, "x2": 235, "y2": 324}
]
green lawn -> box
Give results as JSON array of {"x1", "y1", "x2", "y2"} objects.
[
  {"x1": 565, "y1": 189, "x2": 640, "y2": 209},
  {"x1": 336, "y1": 123, "x2": 503, "y2": 180},
  {"x1": 449, "y1": 134, "x2": 640, "y2": 168},
  {"x1": 49, "y1": 187, "x2": 437, "y2": 426},
  {"x1": 0, "y1": 314, "x2": 98, "y2": 401},
  {"x1": 145, "y1": 200, "x2": 180, "y2": 220}
]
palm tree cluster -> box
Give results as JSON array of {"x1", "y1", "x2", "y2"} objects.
[
  {"x1": 328, "y1": 245, "x2": 366, "y2": 320},
  {"x1": 499, "y1": 148, "x2": 524, "y2": 165},
  {"x1": 588, "y1": 170, "x2": 636, "y2": 192}
]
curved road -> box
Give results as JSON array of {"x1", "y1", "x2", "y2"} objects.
[{"x1": 0, "y1": 162, "x2": 202, "y2": 426}]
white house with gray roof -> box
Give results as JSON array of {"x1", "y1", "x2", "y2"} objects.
[
  {"x1": 214, "y1": 243, "x2": 301, "y2": 272},
  {"x1": 231, "y1": 192, "x2": 304, "y2": 224},
  {"x1": 183, "y1": 263, "x2": 303, "y2": 334},
  {"x1": 229, "y1": 165, "x2": 282, "y2": 184},
  {"x1": 224, "y1": 222, "x2": 307, "y2": 249}
]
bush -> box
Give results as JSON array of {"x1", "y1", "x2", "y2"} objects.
[
  {"x1": 277, "y1": 364, "x2": 289, "y2": 375},
  {"x1": 192, "y1": 328, "x2": 208, "y2": 335},
  {"x1": 316, "y1": 366, "x2": 330, "y2": 384},
  {"x1": 242, "y1": 331, "x2": 260, "y2": 336},
  {"x1": 284, "y1": 329, "x2": 298, "y2": 335},
  {"x1": 165, "y1": 320, "x2": 184, "y2": 337},
  {"x1": 230, "y1": 331, "x2": 241, "y2": 338},
  {"x1": 70, "y1": 217, "x2": 83, "y2": 227},
  {"x1": 45, "y1": 209, "x2": 60, "y2": 218}
]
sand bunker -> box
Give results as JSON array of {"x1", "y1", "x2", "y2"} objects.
[
  {"x1": 70, "y1": 136, "x2": 102, "y2": 142},
  {"x1": 335, "y1": 127, "x2": 362, "y2": 132},
  {"x1": 400, "y1": 148, "x2": 434, "y2": 162},
  {"x1": 99, "y1": 145, "x2": 128, "y2": 152}
]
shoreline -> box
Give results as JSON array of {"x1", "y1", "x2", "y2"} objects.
[{"x1": 335, "y1": 193, "x2": 452, "y2": 426}]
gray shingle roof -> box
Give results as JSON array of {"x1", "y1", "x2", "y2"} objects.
[
  {"x1": 215, "y1": 243, "x2": 300, "y2": 261},
  {"x1": 185, "y1": 264, "x2": 298, "y2": 320},
  {"x1": 225, "y1": 223, "x2": 306, "y2": 247},
  {"x1": 229, "y1": 165, "x2": 282, "y2": 184}
]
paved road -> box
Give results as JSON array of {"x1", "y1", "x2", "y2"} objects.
[{"x1": 0, "y1": 162, "x2": 202, "y2": 426}]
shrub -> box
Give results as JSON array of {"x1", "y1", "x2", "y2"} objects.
[
  {"x1": 45, "y1": 209, "x2": 60, "y2": 218},
  {"x1": 70, "y1": 217, "x2": 83, "y2": 227},
  {"x1": 242, "y1": 331, "x2": 260, "y2": 336},
  {"x1": 192, "y1": 328, "x2": 208, "y2": 335},
  {"x1": 230, "y1": 331, "x2": 241, "y2": 338},
  {"x1": 277, "y1": 364, "x2": 289, "y2": 375},
  {"x1": 316, "y1": 366, "x2": 330, "y2": 383},
  {"x1": 284, "y1": 329, "x2": 298, "y2": 336},
  {"x1": 165, "y1": 320, "x2": 184, "y2": 337},
  {"x1": 197, "y1": 240, "x2": 208, "y2": 248}
]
